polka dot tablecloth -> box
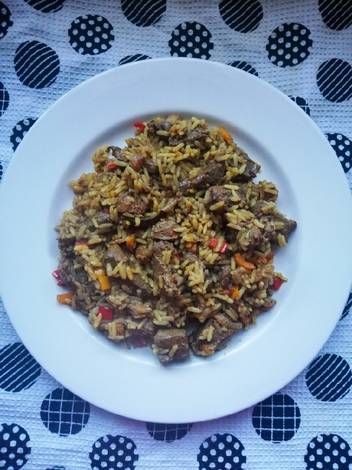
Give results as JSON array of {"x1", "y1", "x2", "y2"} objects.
[{"x1": 0, "y1": 0, "x2": 351, "y2": 468}]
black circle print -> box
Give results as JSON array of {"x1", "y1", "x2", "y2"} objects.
[
  {"x1": 229, "y1": 60, "x2": 258, "y2": 76},
  {"x1": 40, "y1": 387, "x2": 90, "y2": 436},
  {"x1": 305, "y1": 434, "x2": 352, "y2": 470},
  {"x1": 266, "y1": 23, "x2": 313, "y2": 67},
  {"x1": 0, "y1": 162, "x2": 3, "y2": 181},
  {"x1": 0, "y1": 2, "x2": 13, "y2": 39},
  {"x1": 146, "y1": 423, "x2": 192, "y2": 442},
  {"x1": 46, "y1": 467, "x2": 65, "y2": 470},
  {"x1": 0, "y1": 81, "x2": 9, "y2": 117},
  {"x1": 121, "y1": 0, "x2": 166, "y2": 27},
  {"x1": 317, "y1": 59, "x2": 352, "y2": 102},
  {"x1": 119, "y1": 54, "x2": 151, "y2": 65},
  {"x1": 341, "y1": 291, "x2": 352, "y2": 320},
  {"x1": 289, "y1": 96, "x2": 310, "y2": 115},
  {"x1": 219, "y1": 0, "x2": 263, "y2": 33},
  {"x1": 69, "y1": 15, "x2": 114, "y2": 55},
  {"x1": 0, "y1": 342, "x2": 41, "y2": 392},
  {"x1": 252, "y1": 393, "x2": 301, "y2": 442},
  {"x1": 24, "y1": 0, "x2": 65, "y2": 13},
  {"x1": 319, "y1": 0, "x2": 352, "y2": 31},
  {"x1": 10, "y1": 118, "x2": 37, "y2": 151},
  {"x1": 306, "y1": 353, "x2": 352, "y2": 401},
  {"x1": 89, "y1": 434, "x2": 138, "y2": 470},
  {"x1": 14, "y1": 41, "x2": 60, "y2": 89},
  {"x1": 0, "y1": 423, "x2": 31, "y2": 470},
  {"x1": 327, "y1": 132, "x2": 352, "y2": 173},
  {"x1": 169, "y1": 22, "x2": 214, "y2": 59},
  {"x1": 197, "y1": 433, "x2": 246, "y2": 470}
]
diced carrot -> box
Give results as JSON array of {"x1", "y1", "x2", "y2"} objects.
[
  {"x1": 219, "y1": 127, "x2": 233, "y2": 145},
  {"x1": 57, "y1": 292, "x2": 74, "y2": 305},
  {"x1": 234, "y1": 253, "x2": 255, "y2": 270},
  {"x1": 125, "y1": 235, "x2": 136, "y2": 250},
  {"x1": 229, "y1": 287, "x2": 241, "y2": 300},
  {"x1": 96, "y1": 272, "x2": 111, "y2": 291}
]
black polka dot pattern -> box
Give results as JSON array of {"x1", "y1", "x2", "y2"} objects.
[
  {"x1": 0, "y1": 342, "x2": 41, "y2": 392},
  {"x1": 24, "y1": 0, "x2": 65, "y2": 13},
  {"x1": 229, "y1": 60, "x2": 258, "y2": 76},
  {"x1": 341, "y1": 291, "x2": 352, "y2": 320},
  {"x1": 0, "y1": 423, "x2": 31, "y2": 470},
  {"x1": 0, "y1": 81, "x2": 9, "y2": 117},
  {"x1": 68, "y1": 15, "x2": 114, "y2": 55},
  {"x1": 304, "y1": 434, "x2": 352, "y2": 470},
  {"x1": 317, "y1": 59, "x2": 352, "y2": 102},
  {"x1": 10, "y1": 118, "x2": 37, "y2": 151},
  {"x1": 266, "y1": 23, "x2": 313, "y2": 67},
  {"x1": 305, "y1": 354, "x2": 352, "y2": 401},
  {"x1": 219, "y1": 0, "x2": 263, "y2": 33},
  {"x1": 0, "y1": 1, "x2": 13, "y2": 39},
  {"x1": 197, "y1": 433, "x2": 246, "y2": 470},
  {"x1": 119, "y1": 54, "x2": 151, "y2": 65},
  {"x1": 121, "y1": 0, "x2": 166, "y2": 27},
  {"x1": 0, "y1": 162, "x2": 3, "y2": 181},
  {"x1": 289, "y1": 96, "x2": 311, "y2": 115},
  {"x1": 40, "y1": 388, "x2": 90, "y2": 436},
  {"x1": 14, "y1": 40, "x2": 60, "y2": 88},
  {"x1": 46, "y1": 467, "x2": 65, "y2": 470},
  {"x1": 319, "y1": 0, "x2": 352, "y2": 31},
  {"x1": 146, "y1": 423, "x2": 192, "y2": 442},
  {"x1": 89, "y1": 434, "x2": 138, "y2": 470},
  {"x1": 169, "y1": 21, "x2": 214, "y2": 59},
  {"x1": 252, "y1": 393, "x2": 301, "y2": 442},
  {"x1": 326, "y1": 132, "x2": 352, "y2": 173}
]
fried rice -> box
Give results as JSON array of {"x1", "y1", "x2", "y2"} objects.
[{"x1": 55, "y1": 115, "x2": 296, "y2": 364}]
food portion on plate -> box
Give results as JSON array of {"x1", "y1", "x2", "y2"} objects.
[{"x1": 54, "y1": 116, "x2": 296, "y2": 364}]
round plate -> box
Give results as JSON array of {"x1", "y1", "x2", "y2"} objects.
[{"x1": 0, "y1": 58, "x2": 351, "y2": 423}]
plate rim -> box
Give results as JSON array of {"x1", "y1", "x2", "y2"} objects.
[{"x1": 1, "y1": 58, "x2": 352, "y2": 423}]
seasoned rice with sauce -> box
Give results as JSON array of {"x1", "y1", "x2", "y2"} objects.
[{"x1": 55, "y1": 116, "x2": 296, "y2": 364}]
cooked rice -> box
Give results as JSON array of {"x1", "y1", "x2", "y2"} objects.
[{"x1": 55, "y1": 115, "x2": 296, "y2": 364}]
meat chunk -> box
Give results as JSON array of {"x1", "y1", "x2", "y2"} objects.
[
  {"x1": 116, "y1": 193, "x2": 149, "y2": 215},
  {"x1": 237, "y1": 225, "x2": 263, "y2": 251},
  {"x1": 126, "y1": 319, "x2": 154, "y2": 348},
  {"x1": 204, "y1": 185, "x2": 233, "y2": 210},
  {"x1": 129, "y1": 155, "x2": 145, "y2": 171},
  {"x1": 169, "y1": 127, "x2": 210, "y2": 150},
  {"x1": 153, "y1": 328, "x2": 190, "y2": 364},
  {"x1": 151, "y1": 219, "x2": 179, "y2": 240},
  {"x1": 216, "y1": 265, "x2": 232, "y2": 289},
  {"x1": 144, "y1": 158, "x2": 158, "y2": 175},
  {"x1": 179, "y1": 162, "x2": 225, "y2": 191},
  {"x1": 191, "y1": 313, "x2": 242, "y2": 357},
  {"x1": 236, "y1": 150, "x2": 261, "y2": 181},
  {"x1": 147, "y1": 119, "x2": 172, "y2": 141}
]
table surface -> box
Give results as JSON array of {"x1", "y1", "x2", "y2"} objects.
[{"x1": 0, "y1": 1, "x2": 351, "y2": 469}]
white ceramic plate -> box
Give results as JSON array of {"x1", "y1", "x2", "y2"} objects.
[{"x1": 1, "y1": 58, "x2": 351, "y2": 423}]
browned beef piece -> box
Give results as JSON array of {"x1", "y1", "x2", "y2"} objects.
[
  {"x1": 147, "y1": 119, "x2": 172, "y2": 141},
  {"x1": 129, "y1": 274, "x2": 154, "y2": 297},
  {"x1": 179, "y1": 162, "x2": 225, "y2": 191},
  {"x1": 169, "y1": 128, "x2": 210, "y2": 150},
  {"x1": 127, "y1": 319, "x2": 155, "y2": 348},
  {"x1": 260, "y1": 214, "x2": 297, "y2": 243},
  {"x1": 151, "y1": 219, "x2": 179, "y2": 240},
  {"x1": 235, "y1": 151, "x2": 261, "y2": 181},
  {"x1": 135, "y1": 245, "x2": 152, "y2": 264},
  {"x1": 129, "y1": 155, "x2": 145, "y2": 171},
  {"x1": 108, "y1": 146, "x2": 126, "y2": 160},
  {"x1": 204, "y1": 186, "x2": 233, "y2": 210},
  {"x1": 116, "y1": 193, "x2": 149, "y2": 215},
  {"x1": 153, "y1": 328, "x2": 190, "y2": 363},
  {"x1": 144, "y1": 158, "x2": 158, "y2": 175},
  {"x1": 191, "y1": 313, "x2": 242, "y2": 356},
  {"x1": 237, "y1": 225, "x2": 263, "y2": 251},
  {"x1": 216, "y1": 265, "x2": 232, "y2": 289}
]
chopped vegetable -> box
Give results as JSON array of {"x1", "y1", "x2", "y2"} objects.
[
  {"x1": 106, "y1": 161, "x2": 119, "y2": 171},
  {"x1": 96, "y1": 271, "x2": 111, "y2": 291},
  {"x1": 219, "y1": 127, "x2": 233, "y2": 145},
  {"x1": 257, "y1": 253, "x2": 273, "y2": 265},
  {"x1": 229, "y1": 287, "x2": 241, "y2": 300},
  {"x1": 52, "y1": 269, "x2": 65, "y2": 286},
  {"x1": 130, "y1": 156, "x2": 145, "y2": 171},
  {"x1": 185, "y1": 242, "x2": 197, "y2": 253},
  {"x1": 98, "y1": 305, "x2": 113, "y2": 321},
  {"x1": 134, "y1": 121, "x2": 145, "y2": 132},
  {"x1": 125, "y1": 235, "x2": 136, "y2": 250},
  {"x1": 208, "y1": 237, "x2": 228, "y2": 253},
  {"x1": 234, "y1": 253, "x2": 255, "y2": 270},
  {"x1": 57, "y1": 292, "x2": 74, "y2": 305},
  {"x1": 272, "y1": 276, "x2": 285, "y2": 290}
]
